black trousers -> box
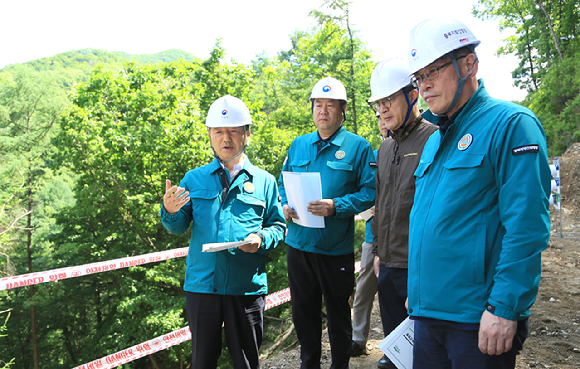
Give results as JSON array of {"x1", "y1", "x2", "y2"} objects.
[
  {"x1": 287, "y1": 246, "x2": 355, "y2": 369},
  {"x1": 377, "y1": 266, "x2": 408, "y2": 336},
  {"x1": 377, "y1": 266, "x2": 409, "y2": 369},
  {"x1": 413, "y1": 318, "x2": 528, "y2": 369},
  {"x1": 185, "y1": 292, "x2": 264, "y2": 369}
]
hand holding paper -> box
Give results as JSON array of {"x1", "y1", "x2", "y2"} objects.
[
  {"x1": 202, "y1": 240, "x2": 252, "y2": 252},
  {"x1": 238, "y1": 234, "x2": 262, "y2": 253},
  {"x1": 282, "y1": 171, "x2": 325, "y2": 228},
  {"x1": 307, "y1": 199, "x2": 336, "y2": 217}
]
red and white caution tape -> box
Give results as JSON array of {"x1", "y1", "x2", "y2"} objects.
[
  {"x1": 265, "y1": 287, "x2": 291, "y2": 310},
  {"x1": 73, "y1": 327, "x2": 192, "y2": 369},
  {"x1": 74, "y1": 286, "x2": 294, "y2": 369},
  {"x1": 0, "y1": 247, "x2": 189, "y2": 291},
  {"x1": 3, "y1": 243, "x2": 361, "y2": 368},
  {"x1": 70, "y1": 257, "x2": 364, "y2": 368}
]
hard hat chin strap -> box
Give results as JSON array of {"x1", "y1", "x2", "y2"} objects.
[
  {"x1": 402, "y1": 89, "x2": 418, "y2": 128},
  {"x1": 209, "y1": 128, "x2": 249, "y2": 165},
  {"x1": 433, "y1": 51, "x2": 478, "y2": 117},
  {"x1": 386, "y1": 88, "x2": 418, "y2": 138}
]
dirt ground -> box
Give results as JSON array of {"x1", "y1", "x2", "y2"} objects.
[{"x1": 262, "y1": 144, "x2": 580, "y2": 369}]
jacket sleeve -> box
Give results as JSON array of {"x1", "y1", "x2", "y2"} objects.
[
  {"x1": 334, "y1": 141, "x2": 376, "y2": 218},
  {"x1": 159, "y1": 176, "x2": 193, "y2": 235},
  {"x1": 488, "y1": 112, "x2": 551, "y2": 320},
  {"x1": 371, "y1": 146, "x2": 381, "y2": 256},
  {"x1": 257, "y1": 176, "x2": 287, "y2": 255},
  {"x1": 278, "y1": 150, "x2": 292, "y2": 207}
]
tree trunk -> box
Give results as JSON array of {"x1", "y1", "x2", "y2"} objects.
[
  {"x1": 346, "y1": 6, "x2": 357, "y2": 135},
  {"x1": 149, "y1": 353, "x2": 161, "y2": 369},
  {"x1": 532, "y1": 0, "x2": 564, "y2": 61},
  {"x1": 27, "y1": 165, "x2": 39, "y2": 369}
]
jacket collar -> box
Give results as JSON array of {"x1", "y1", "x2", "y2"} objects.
[
  {"x1": 390, "y1": 115, "x2": 423, "y2": 143},
  {"x1": 454, "y1": 78, "x2": 489, "y2": 123},
  {"x1": 309, "y1": 125, "x2": 347, "y2": 146},
  {"x1": 209, "y1": 157, "x2": 256, "y2": 177}
]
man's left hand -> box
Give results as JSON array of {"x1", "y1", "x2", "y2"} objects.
[
  {"x1": 239, "y1": 234, "x2": 262, "y2": 253},
  {"x1": 478, "y1": 310, "x2": 517, "y2": 355},
  {"x1": 307, "y1": 199, "x2": 335, "y2": 217}
]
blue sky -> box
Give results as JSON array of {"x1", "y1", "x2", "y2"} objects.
[{"x1": 1, "y1": 0, "x2": 526, "y2": 101}]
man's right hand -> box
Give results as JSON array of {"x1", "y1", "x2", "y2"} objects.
[
  {"x1": 163, "y1": 179, "x2": 190, "y2": 214},
  {"x1": 373, "y1": 255, "x2": 381, "y2": 278},
  {"x1": 282, "y1": 204, "x2": 299, "y2": 222}
]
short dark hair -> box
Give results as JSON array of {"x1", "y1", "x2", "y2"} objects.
[
  {"x1": 453, "y1": 46, "x2": 475, "y2": 59},
  {"x1": 403, "y1": 85, "x2": 416, "y2": 94}
]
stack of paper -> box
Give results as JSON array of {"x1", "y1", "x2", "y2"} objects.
[
  {"x1": 202, "y1": 240, "x2": 252, "y2": 252},
  {"x1": 378, "y1": 317, "x2": 414, "y2": 369}
]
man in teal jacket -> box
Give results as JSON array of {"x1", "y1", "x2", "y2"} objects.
[
  {"x1": 160, "y1": 95, "x2": 286, "y2": 369},
  {"x1": 279, "y1": 76, "x2": 376, "y2": 369},
  {"x1": 406, "y1": 18, "x2": 551, "y2": 369}
]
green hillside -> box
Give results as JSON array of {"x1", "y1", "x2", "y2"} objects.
[
  {"x1": 0, "y1": 48, "x2": 200, "y2": 89},
  {"x1": 2, "y1": 48, "x2": 198, "y2": 72}
]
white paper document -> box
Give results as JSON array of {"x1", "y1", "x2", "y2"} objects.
[
  {"x1": 282, "y1": 171, "x2": 325, "y2": 229},
  {"x1": 378, "y1": 317, "x2": 414, "y2": 369},
  {"x1": 202, "y1": 240, "x2": 252, "y2": 252},
  {"x1": 358, "y1": 207, "x2": 374, "y2": 222}
]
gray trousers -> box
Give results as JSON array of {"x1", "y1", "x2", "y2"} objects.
[{"x1": 352, "y1": 241, "x2": 378, "y2": 345}]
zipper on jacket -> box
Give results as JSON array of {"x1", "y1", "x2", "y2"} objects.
[
  {"x1": 392, "y1": 142, "x2": 400, "y2": 165},
  {"x1": 218, "y1": 168, "x2": 230, "y2": 204}
]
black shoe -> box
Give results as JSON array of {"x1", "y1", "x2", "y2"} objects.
[
  {"x1": 377, "y1": 354, "x2": 392, "y2": 369},
  {"x1": 350, "y1": 340, "x2": 366, "y2": 356}
]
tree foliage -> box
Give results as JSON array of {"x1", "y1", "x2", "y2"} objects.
[
  {"x1": 473, "y1": 0, "x2": 580, "y2": 92},
  {"x1": 0, "y1": 49, "x2": 199, "y2": 92},
  {"x1": 0, "y1": 7, "x2": 377, "y2": 368},
  {"x1": 473, "y1": 0, "x2": 580, "y2": 155},
  {"x1": 253, "y1": 18, "x2": 379, "y2": 149},
  {"x1": 526, "y1": 48, "x2": 580, "y2": 155}
]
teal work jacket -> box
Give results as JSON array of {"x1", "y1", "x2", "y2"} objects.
[
  {"x1": 408, "y1": 80, "x2": 551, "y2": 323},
  {"x1": 160, "y1": 158, "x2": 286, "y2": 296},
  {"x1": 279, "y1": 126, "x2": 376, "y2": 255},
  {"x1": 364, "y1": 149, "x2": 378, "y2": 244}
]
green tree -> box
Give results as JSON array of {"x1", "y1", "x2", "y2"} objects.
[
  {"x1": 310, "y1": 0, "x2": 358, "y2": 128},
  {"x1": 46, "y1": 47, "x2": 277, "y2": 367},
  {"x1": 254, "y1": 17, "x2": 378, "y2": 148},
  {"x1": 50, "y1": 60, "x2": 206, "y2": 367},
  {"x1": 473, "y1": 0, "x2": 580, "y2": 92},
  {"x1": 525, "y1": 48, "x2": 580, "y2": 155},
  {"x1": 0, "y1": 310, "x2": 14, "y2": 369},
  {"x1": 0, "y1": 66, "x2": 68, "y2": 369},
  {"x1": 473, "y1": 0, "x2": 580, "y2": 154}
]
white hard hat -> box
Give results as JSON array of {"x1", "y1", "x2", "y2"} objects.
[
  {"x1": 368, "y1": 57, "x2": 413, "y2": 103},
  {"x1": 205, "y1": 95, "x2": 253, "y2": 128},
  {"x1": 310, "y1": 76, "x2": 348, "y2": 103},
  {"x1": 408, "y1": 18, "x2": 481, "y2": 74}
]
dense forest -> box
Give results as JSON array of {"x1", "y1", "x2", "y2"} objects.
[{"x1": 1, "y1": 0, "x2": 579, "y2": 368}]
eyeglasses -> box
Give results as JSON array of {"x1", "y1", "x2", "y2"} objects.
[
  {"x1": 368, "y1": 90, "x2": 404, "y2": 112},
  {"x1": 410, "y1": 55, "x2": 467, "y2": 88}
]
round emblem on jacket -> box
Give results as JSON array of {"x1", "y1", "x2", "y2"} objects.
[
  {"x1": 335, "y1": 150, "x2": 346, "y2": 160},
  {"x1": 458, "y1": 134, "x2": 473, "y2": 151},
  {"x1": 243, "y1": 182, "x2": 255, "y2": 194}
]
